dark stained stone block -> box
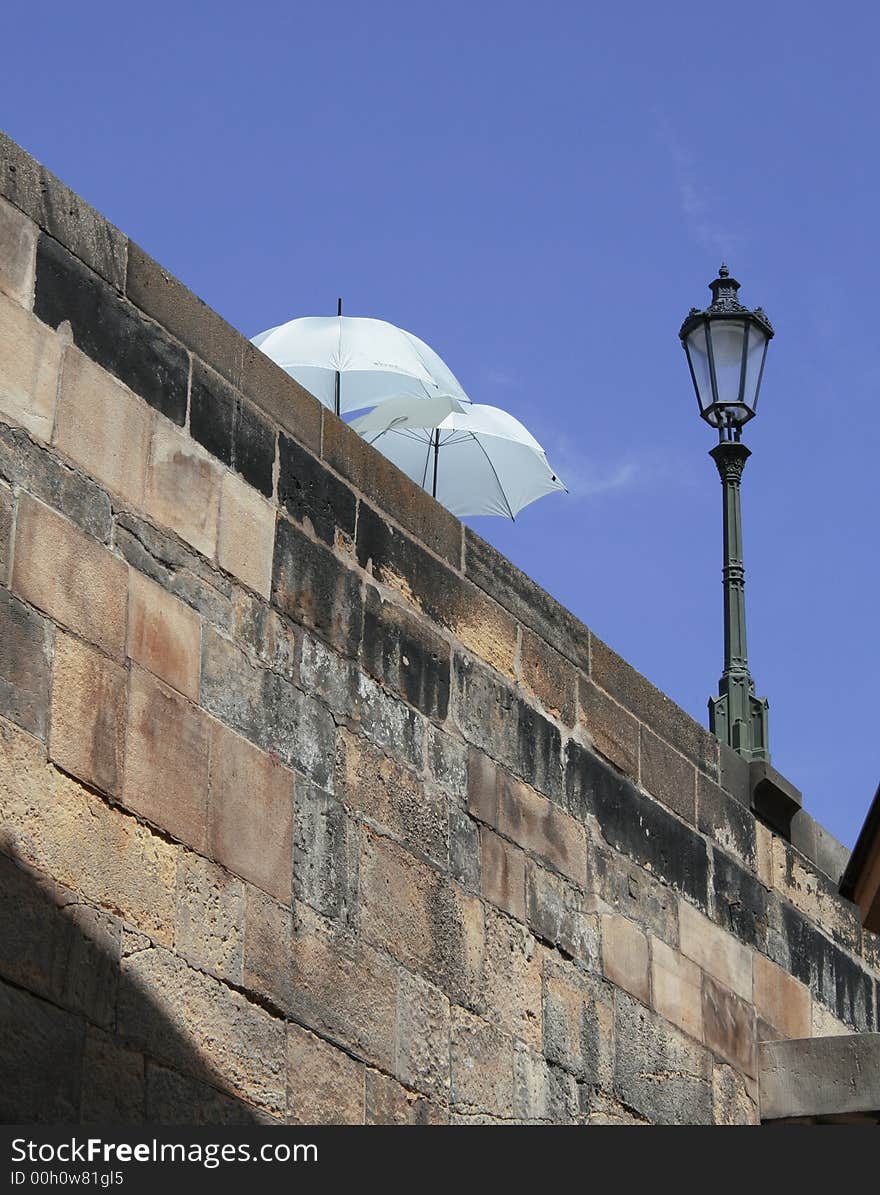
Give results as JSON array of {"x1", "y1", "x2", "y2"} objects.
[
  {"x1": 294, "y1": 780, "x2": 357, "y2": 924},
  {"x1": 0, "y1": 588, "x2": 52, "y2": 738},
  {"x1": 234, "y1": 400, "x2": 274, "y2": 498},
  {"x1": 696, "y1": 773, "x2": 756, "y2": 870},
  {"x1": 190, "y1": 359, "x2": 234, "y2": 466},
  {"x1": 362, "y1": 585, "x2": 449, "y2": 721},
  {"x1": 279, "y1": 433, "x2": 355, "y2": 544},
  {"x1": 712, "y1": 847, "x2": 768, "y2": 950},
  {"x1": 272, "y1": 515, "x2": 362, "y2": 659}
]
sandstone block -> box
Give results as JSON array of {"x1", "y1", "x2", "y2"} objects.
[
  {"x1": 650, "y1": 937, "x2": 703, "y2": 1043},
  {"x1": 123, "y1": 666, "x2": 209, "y2": 851},
  {"x1": 80, "y1": 1026, "x2": 145, "y2": 1124},
  {"x1": 450, "y1": 1006, "x2": 514, "y2": 1117},
  {"x1": 0, "y1": 195, "x2": 37, "y2": 307},
  {"x1": 279, "y1": 432, "x2": 356, "y2": 547},
  {"x1": 0, "y1": 291, "x2": 61, "y2": 440},
  {"x1": 697, "y1": 772, "x2": 756, "y2": 871},
  {"x1": 395, "y1": 968, "x2": 451, "y2": 1099},
  {"x1": 481, "y1": 827, "x2": 526, "y2": 922},
  {"x1": 144, "y1": 423, "x2": 222, "y2": 559},
  {"x1": 639, "y1": 725, "x2": 696, "y2": 824},
  {"x1": 127, "y1": 568, "x2": 201, "y2": 700},
  {"x1": 293, "y1": 779, "x2": 356, "y2": 923},
  {"x1": 524, "y1": 860, "x2": 599, "y2": 968},
  {"x1": 753, "y1": 951, "x2": 812, "y2": 1041},
  {"x1": 218, "y1": 471, "x2": 275, "y2": 598},
  {"x1": 365, "y1": 1070, "x2": 443, "y2": 1124},
  {"x1": 12, "y1": 493, "x2": 127, "y2": 658},
  {"x1": 519, "y1": 629, "x2": 576, "y2": 726},
  {"x1": 272, "y1": 515, "x2": 363, "y2": 659},
  {"x1": 678, "y1": 897, "x2": 753, "y2": 1001},
  {"x1": 474, "y1": 906, "x2": 542, "y2": 1051},
  {"x1": 175, "y1": 851, "x2": 244, "y2": 985},
  {"x1": 449, "y1": 806, "x2": 481, "y2": 891},
  {"x1": 712, "y1": 1061, "x2": 758, "y2": 1125},
  {"x1": 513, "y1": 1042, "x2": 578, "y2": 1123},
  {"x1": 577, "y1": 677, "x2": 639, "y2": 779},
  {"x1": 361, "y1": 584, "x2": 450, "y2": 721},
  {"x1": 146, "y1": 1063, "x2": 271, "y2": 1125},
  {"x1": 0, "y1": 478, "x2": 12, "y2": 582},
  {"x1": 208, "y1": 718, "x2": 294, "y2": 904},
  {"x1": 0, "y1": 587, "x2": 51, "y2": 738},
  {"x1": 240, "y1": 340, "x2": 322, "y2": 455},
  {"x1": 287, "y1": 1023, "x2": 364, "y2": 1125},
  {"x1": 542, "y1": 955, "x2": 613, "y2": 1086},
  {"x1": 49, "y1": 631, "x2": 126, "y2": 795},
  {"x1": 53, "y1": 346, "x2": 152, "y2": 506},
  {"x1": 701, "y1": 972, "x2": 756, "y2": 1076},
  {"x1": 243, "y1": 886, "x2": 294, "y2": 1010},
  {"x1": 601, "y1": 914, "x2": 650, "y2": 1004}
]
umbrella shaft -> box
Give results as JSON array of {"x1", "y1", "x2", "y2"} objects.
[{"x1": 432, "y1": 429, "x2": 439, "y2": 498}]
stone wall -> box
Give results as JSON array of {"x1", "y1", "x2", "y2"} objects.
[{"x1": 1, "y1": 129, "x2": 877, "y2": 1125}]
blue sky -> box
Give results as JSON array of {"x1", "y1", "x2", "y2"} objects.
[{"x1": 4, "y1": 2, "x2": 878, "y2": 847}]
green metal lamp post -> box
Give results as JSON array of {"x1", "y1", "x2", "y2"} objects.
[{"x1": 679, "y1": 265, "x2": 774, "y2": 762}]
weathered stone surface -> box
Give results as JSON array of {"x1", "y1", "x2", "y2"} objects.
[
  {"x1": 190, "y1": 356, "x2": 234, "y2": 466},
  {"x1": 144, "y1": 422, "x2": 223, "y2": 559},
  {"x1": 359, "y1": 505, "x2": 518, "y2": 677},
  {"x1": 449, "y1": 806, "x2": 481, "y2": 891},
  {"x1": 0, "y1": 478, "x2": 12, "y2": 581},
  {"x1": 361, "y1": 584, "x2": 450, "y2": 721},
  {"x1": 293, "y1": 780, "x2": 357, "y2": 923},
  {"x1": 591, "y1": 634, "x2": 719, "y2": 778},
  {"x1": 463, "y1": 528, "x2": 590, "y2": 671},
  {"x1": 123, "y1": 666, "x2": 209, "y2": 852},
  {"x1": 651, "y1": 937, "x2": 703, "y2": 1043},
  {"x1": 753, "y1": 952, "x2": 811, "y2": 1041},
  {"x1": 395, "y1": 968, "x2": 451, "y2": 1099},
  {"x1": 640, "y1": 726, "x2": 696, "y2": 824},
  {"x1": 234, "y1": 398, "x2": 275, "y2": 500},
  {"x1": 0, "y1": 421, "x2": 112, "y2": 541},
  {"x1": 614, "y1": 992, "x2": 713, "y2": 1125},
  {"x1": 146, "y1": 1063, "x2": 270, "y2": 1125},
  {"x1": 567, "y1": 738, "x2": 709, "y2": 910},
  {"x1": 772, "y1": 835, "x2": 861, "y2": 952},
  {"x1": 0, "y1": 715, "x2": 177, "y2": 944},
  {"x1": 0, "y1": 288, "x2": 62, "y2": 440},
  {"x1": 679, "y1": 900, "x2": 752, "y2": 1002},
  {"x1": 35, "y1": 235, "x2": 187, "y2": 424},
  {"x1": 524, "y1": 861, "x2": 599, "y2": 967},
  {"x1": 337, "y1": 730, "x2": 446, "y2": 864},
  {"x1": 450, "y1": 1005, "x2": 514, "y2": 1117},
  {"x1": 467, "y1": 748, "x2": 582, "y2": 882},
  {"x1": 0, "y1": 978, "x2": 85, "y2": 1122},
  {"x1": 217, "y1": 471, "x2": 275, "y2": 598},
  {"x1": 712, "y1": 848, "x2": 768, "y2": 952},
  {"x1": 279, "y1": 433, "x2": 356, "y2": 547},
  {"x1": 12, "y1": 492, "x2": 127, "y2": 658},
  {"x1": 697, "y1": 774, "x2": 756, "y2": 871},
  {"x1": 602, "y1": 914, "x2": 649, "y2": 1004},
  {"x1": 513, "y1": 1043, "x2": 579, "y2": 1123},
  {"x1": 127, "y1": 568, "x2": 201, "y2": 700},
  {"x1": 228, "y1": 591, "x2": 296, "y2": 680},
  {"x1": 427, "y1": 726, "x2": 467, "y2": 802},
  {"x1": 701, "y1": 972, "x2": 756, "y2": 1076},
  {"x1": 272, "y1": 514, "x2": 362, "y2": 658},
  {"x1": 201, "y1": 627, "x2": 335, "y2": 790},
  {"x1": 481, "y1": 827, "x2": 526, "y2": 921},
  {"x1": 585, "y1": 1090, "x2": 651, "y2": 1125},
  {"x1": 0, "y1": 132, "x2": 127, "y2": 288},
  {"x1": 175, "y1": 851, "x2": 244, "y2": 985},
  {"x1": 519, "y1": 629, "x2": 576, "y2": 726},
  {"x1": 289, "y1": 902, "x2": 398, "y2": 1071},
  {"x1": 789, "y1": 810, "x2": 850, "y2": 886},
  {"x1": 240, "y1": 340, "x2": 322, "y2": 456},
  {"x1": 759, "y1": 1035, "x2": 880, "y2": 1122},
  {"x1": 54, "y1": 345, "x2": 152, "y2": 506},
  {"x1": 542, "y1": 954, "x2": 613, "y2": 1085},
  {"x1": 81, "y1": 1027, "x2": 145, "y2": 1124},
  {"x1": 50, "y1": 631, "x2": 126, "y2": 796},
  {"x1": 360, "y1": 830, "x2": 484, "y2": 1007},
  {"x1": 713, "y1": 1062, "x2": 758, "y2": 1125},
  {"x1": 718, "y1": 742, "x2": 751, "y2": 808},
  {"x1": 365, "y1": 1070, "x2": 444, "y2": 1124},
  {"x1": 243, "y1": 886, "x2": 293, "y2": 1010},
  {"x1": 0, "y1": 587, "x2": 51, "y2": 738},
  {"x1": 208, "y1": 718, "x2": 294, "y2": 904},
  {"x1": 0, "y1": 194, "x2": 36, "y2": 306},
  {"x1": 287, "y1": 1023, "x2": 365, "y2": 1125},
  {"x1": 323, "y1": 412, "x2": 463, "y2": 566},
  {"x1": 586, "y1": 836, "x2": 679, "y2": 947},
  {"x1": 474, "y1": 906, "x2": 542, "y2": 1050},
  {"x1": 119, "y1": 943, "x2": 286, "y2": 1117},
  {"x1": 577, "y1": 677, "x2": 639, "y2": 780}
]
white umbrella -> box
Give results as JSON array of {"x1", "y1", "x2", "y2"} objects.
[
  {"x1": 251, "y1": 312, "x2": 471, "y2": 416},
  {"x1": 350, "y1": 400, "x2": 566, "y2": 519}
]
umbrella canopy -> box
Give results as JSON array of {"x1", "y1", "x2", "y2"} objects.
[
  {"x1": 350, "y1": 400, "x2": 566, "y2": 519},
  {"x1": 251, "y1": 316, "x2": 470, "y2": 415}
]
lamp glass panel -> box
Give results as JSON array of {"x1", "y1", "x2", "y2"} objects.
[
  {"x1": 742, "y1": 322, "x2": 769, "y2": 410},
  {"x1": 685, "y1": 323, "x2": 713, "y2": 413},
  {"x1": 707, "y1": 319, "x2": 747, "y2": 408}
]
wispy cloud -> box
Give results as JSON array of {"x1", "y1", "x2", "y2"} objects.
[
  {"x1": 656, "y1": 113, "x2": 746, "y2": 257},
  {"x1": 482, "y1": 365, "x2": 520, "y2": 388}
]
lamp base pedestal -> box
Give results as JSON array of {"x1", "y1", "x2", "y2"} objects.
[{"x1": 709, "y1": 675, "x2": 769, "y2": 764}]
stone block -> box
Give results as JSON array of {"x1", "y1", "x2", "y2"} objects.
[
  {"x1": 713, "y1": 1061, "x2": 758, "y2": 1125},
  {"x1": 577, "y1": 677, "x2": 639, "y2": 779},
  {"x1": 428, "y1": 725, "x2": 467, "y2": 801},
  {"x1": 279, "y1": 432, "x2": 356, "y2": 547},
  {"x1": 651, "y1": 937, "x2": 703, "y2": 1042},
  {"x1": 49, "y1": 631, "x2": 126, "y2": 796},
  {"x1": 481, "y1": 826, "x2": 526, "y2": 922},
  {"x1": 712, "y1": 847, "x2": 768, "y2": 950},
  {"x1": 127, "y1": 568, "x2": 201, "y2": 700},
  {"x1": 144, "y1": 422, "x2": 222, "y2": 559},
  {"x1": 519, "y1": 629, "x2": 576, "y2": 726},
  {"x1": 697, "y1": 773, "x2": 756, "y2": 870},
  {"x1": 755, "y1": 819, "x2": 773, "y2": 888},
  {"x1": 474, "y1": 906, "x2": 543, "y2": 1050},
  {"x1": 190, "y1": 356, "x2": 234, "y2": 465},
  {"x1": 701, "y1": 972, "x2": 756, "y2": 1076},
  {"x1": 322, "y1": 411, "x2": 462, "y2": 567},
  {"x1": 175, "y1": 851, "x2": 244, "y2": 985},
  {"x1": 513, "y1": 1043, "x2": 579, "y2": 1123},
  {"x1": 679, "y1": 901, "x2": 752, "y2": 1001},
  {"x1": 287, "y1": 1023, "x2": 365, "y2": 1125},
  {"x1": 462, "y1": 528, "x2": 590, "y2": 671},
  {"x1": 0, "y1": 715, "x2": 177, "y2": 944},
  {"x1": 12, "y1": 493, "x2": 127, "y2": 658},
  {"x1": 0, "y1": 478, "x2": 11, "y2": 582},
  {"x1": 336, "y1": 730, "x2": 447, "y2": 864},
  {"x1": 145, "y1": 1063, "x2": 270, "y2": 1125},
  {"x1": 365, "y1": 1070, "x2": 443, "y2": 1124},
  {"x1": 293, "y1": 779, "x2": 357, "y2": 923},
  {"x1": 395, "y1": 968, "x2": 451, "y2": 1099},
  {"x1": 217, "y1": 471, "x2": 275, "y2": 598},
  {"x1": 586, "y1": 836, "x2": 679, "y2": 948},
  {"x1": 601, "y1": 914, "x2": 649, "y2": 1004},
  {"x1": 289, "y1": 902, "x2": 398, "y2": 1071},
  {"x1": 0, "y1": 289, "x2": 62, "y2": 439},
  {"x1": 126, "y1": 242, "x2": 242, "y2": 387},
  {"x1": 542, "y1": 955, "x2": 614, "y2": 1085},
  {"x1": 753, "y1": 951, "x2": 811, "y2": 1040},
  {"x1": 229, "y1": 591, "x2": 296, "y2": 680},
  {"x1": 467, "y1": 748, "x2": 584, "y2": 884},
  {"x1": 208, "y1": 718, "x2": 295, "y2": 904},
  {"x1": 80, "y1": 1027, "x2": 145, "y2": 1123},
  {"x1": 53, "y1": 345, "x2": 152, "y2": 506},
  {"x1": 358, "y1": 503, "x2": 517, "y2": 678},
  {"x1": 35, "y1": 235, "x2": 188, "y2": 425},
  {"x1": 0, "y1": 587, "x2": 51, "y2": 738},
  {"x1": 123, "y1": 666, "x2": 209, "y2": 852},
  {"x1": 234, "y1": 398, "x2": 275, "y2": 499},
  {"x1": 243, "y1": 886, "x2": 294, "y2": 1009},
  {"x1": 718, "y1": 742, "x2": 751, "y2": 808},
  {"x1": 272, "y1": 514, "x2": 363, "y2": 658},
  {"x1": 613, "y1": 991, "x2": 713, "y2": 1125},
  {"x1": 361, "y1": 584, "x2": 450, "y2": 721},
  {"x1": 240, "y1": 340, "x2": 323, "y2": 455},
  {"x1": 0, "y1": 421, "x2": 112, "y2": 541},
  {"x1": 450, "y1": 1005, "x2": 514, "y2": 1117},
  {"x1": 0, "y1": 194, "x2": 36, "y2": 306},
  {"x1": 639, "y1": 725, "x2": 696, "y2": 824},
  {"x1": 771, "y1": 835, "x2": 861, "y2": 953},
  {"x1": 0, "y1": 979, "x2": 84, "y2": 1123},
  {"x1": 524, "y1": 860, "x2": 599, "y2": 968}
]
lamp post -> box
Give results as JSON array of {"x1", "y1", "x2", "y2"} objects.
[{"x1": 679, "y1": 265, "x2": 774, "y2": 762}]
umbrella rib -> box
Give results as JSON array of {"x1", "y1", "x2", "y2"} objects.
[{"x1": 472, "y1": 435, "x2": 516, "y2": 520}]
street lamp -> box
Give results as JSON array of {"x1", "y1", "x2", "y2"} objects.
[{"x1": 679, "y1": 265, "x2": 774, "y2": 762}]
